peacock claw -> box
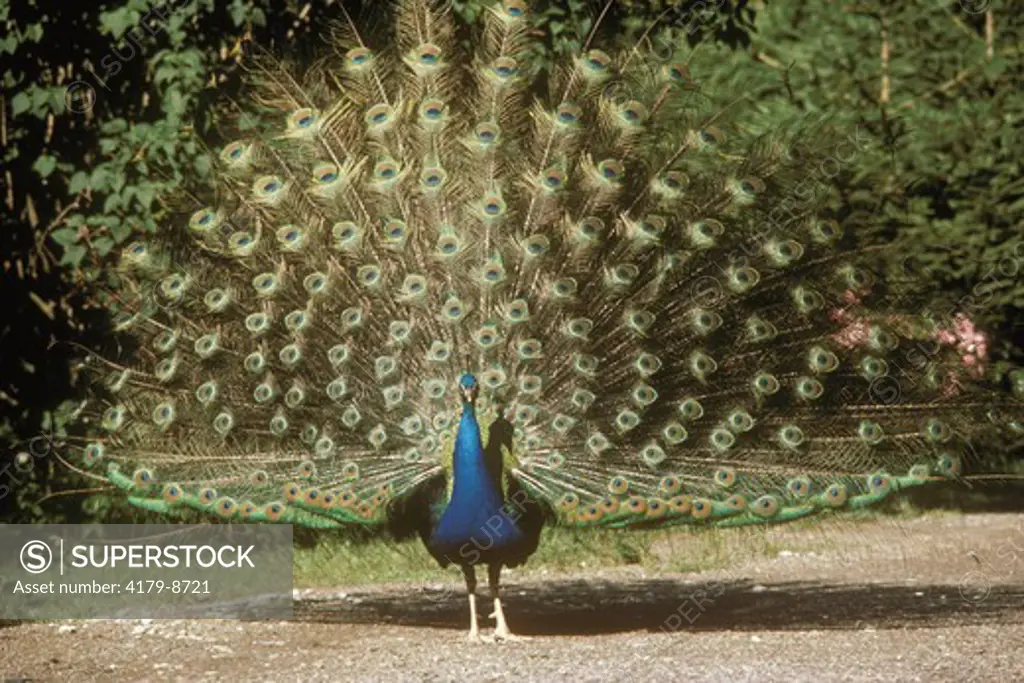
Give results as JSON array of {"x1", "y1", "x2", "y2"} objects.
[{"x1": 466, "y1": 630, "x2": 485, "y2": 644}]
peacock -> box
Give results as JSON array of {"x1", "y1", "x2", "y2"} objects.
[{"x1": 68, "y1": 0, "x2": 1020, "y2": 642}]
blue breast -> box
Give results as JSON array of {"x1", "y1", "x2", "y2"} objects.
[{"x1": 429, "y1": 401, "x2": 524, "y2": 563}]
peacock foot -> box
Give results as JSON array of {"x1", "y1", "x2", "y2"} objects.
[{"x1": 491, "y1": 627, "x2": 531, "y2": 642}]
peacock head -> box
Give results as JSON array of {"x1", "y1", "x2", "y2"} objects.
[{"x1": 459, "y1": 373, "x2": 479, "y2": 405}]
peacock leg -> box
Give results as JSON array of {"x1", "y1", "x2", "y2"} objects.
[
  {"x1": 461, "y1": 564, "x2": 483, "y2": 643},
  {"x1": 488, "y1": 563, "x2": 529, "y2": 642}
]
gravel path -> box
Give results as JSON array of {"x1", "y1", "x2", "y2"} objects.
[{"x1": 1, "y1": 513, "x2": 1022, "y2": 682}]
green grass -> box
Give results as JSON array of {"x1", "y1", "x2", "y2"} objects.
[{"x1": 292, "y1": 504, "x2": 955, "y2": 588}]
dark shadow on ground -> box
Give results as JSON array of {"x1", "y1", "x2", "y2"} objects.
[{"x1": 295, "y1": 578, "x2": 1024, "y2": 635}]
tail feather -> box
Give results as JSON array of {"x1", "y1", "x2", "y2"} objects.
[{"x1": 73, "y1": 0, "x2": 1017, "y2": 531}]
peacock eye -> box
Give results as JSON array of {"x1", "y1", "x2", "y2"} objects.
[
  {"x1": 504, "y1": 0, "x2": 526, "y2": 17},
  {"x1": 585, "y1": 50, "x2": 611, "y2": 71},
  {"x1": 416, "y1": 43, "x2": 442, "y2": 65},
  {"x1": 492, "y1": 58, "x2": 518, "y2": 78},
  {"x1": 619, "y1": 101, "x2": 646, "y2": 123},
  {"x1": 347, "y1": 47, "x2": 372, "y2": 65},
  {"x1": 598, "y1": 159, "x2": 622, "y2": 180},
  {"x1": 543, "y1": 169, "x2": 565, "y2": 188},
  {"x1": 740, "y1": 177, "x2": 765, "y2": 196},
  {"x1": 666, "y1": 63, "x2": 690, "y2": 83},
  {"x1": 475, "y1": 122, "x2": 500, "y2": 144},
  {"x1": 420, "y1": 99, "x2": 446, "y2": 121},
  {"x1": 366, "y1": 104, "x2": 394, "y2": 126},
  {"x1": 700, "y1": 128, "x2": 722, "y2": 145},
  {"x1": 556, "y1": 103, "x2": 582, "y2": 124}
]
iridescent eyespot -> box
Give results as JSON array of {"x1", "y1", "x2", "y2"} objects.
[
  {"x1": 419, "y1": 98, "x2": 446, "y2": 121},
  {"x1": 265, "y1": 502, "x2": 286, "y2": 521},
  {"x1": 778, "y1": 425, "x2": 805, "y2": 449},
  {"x1": 420, "y1": 168, "x2": 446, "y2": 188},
  {"x1": 738, "y1": 176, "x2": 765, "y2": 197},
  {"x1": 346, "y1": 47, "x2": 373, "y2": 67},
  {"x1": 661, "y1": 171, "x2": 688, "y2": 191},
  {"x1": 663, "y1": 63, "x2": 691, "y2": 85},
  {"x1": 133, "y1": 468, "x2": 155, "y2": 488},
  {"x1": 217, "y1": 498, "x2": 238, "y2": 518},
  {"x1": 618, "y1": 101, "x2": 647, "y2": 125},
  {"x1": 691, "y1": 498, "x2": 713, "y2": 519},
  {"x1": 374, "y1": 159, "x2": 400, "y2": 181},
  {"x1": 288, "y1": 108, "x2": 317, "y2": 129},
  {"x1": 313, "y1": 163, "x2": 340, "y2": 184},
  {"x1": 189, "y1": 208, "x2": 218, "y2": 232},
  {"x1": 583, "y1": 49, "x2": 612, "y2": 73},
  {"x1": 83, "y1": 443, "x2": 104, "y2": 467},
  {"x1": 304, "y1": 272, "x2": 327, "y2": 294},
  {"x1": 812, "y1": 219, "x2": 842, "y2": 243},
  {"x1": 491, "y1": 57, "x2": 518, "y2": 79},
  {"x1": 277, "y1": 225, "x2": 304, "y2": 250},
  {"x1": 867, "y1": 472, "x2": 891, "y2": 494},
  {"x1": 541, "y1": 168, "x2": 565, "y2": 189},
  {"x1": 163, "y1": 484, "x2": 182, "y2": 504},
  {"x1": 413, "y1": 43, "x2": 442, "y2": 66},
  {"x1": 366, "y1": 104, "x2": 394, "y2": 126},
  {"x1": 787, "y1": 477, "x2": 811, "y2": 497},
  {"x1": 698, "y1": 127, "x2": 725, "y2": 147},
  {"x1": 556, "y1": 103, "x2": 582, "y2": 125},
  {"x1": 481, "y1": 193, "x2": 505, "y2": 217},
  {"x1": 503, "y1": 0, "x2": 527, "y2": 18},
  {"x1": 254, "y1": 175, "x2": 284, "y2": 197},
  {"x1": 824, "y1": 484, "x2": 848, "y2": 507},
  {"x1": 598, "y1": 159, "x2": 622, "y2": 180},
  {"x1": 753, "y1": 495, "x2": 779, "y2": 518},
  {"x1": 551, "y1": 278, "x2": 577, "y2": 298},
  {"x1": 220, "y1": 141, "x2": 249, "y2": 163},
  {"x1": 475, "y1": 122, "x2": 500, "y2": 145},
  {"x1": 659, "y1": 476, "x2": 682, "y2": 496}
]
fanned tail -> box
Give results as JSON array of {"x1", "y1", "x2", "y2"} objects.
[{"x1": 72, "y1": 0, "x2": 1020, "y2": 531}]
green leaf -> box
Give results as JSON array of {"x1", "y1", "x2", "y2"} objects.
[
  {"x1": 92, "y1": 237, "x2": 115, "y2": 256},
  {"x1": 24, "y1": 23, "x2": 44, "y2": 42},
  {"x1": 103, "y1": 193, "x2": 123, "y2": 213},
  {"x1": 68, "y1": 171, "x2": 90, "y2": 194},
  {"x1": 11, "y1": 92, "x2": 30, "y2": 116},
  {"x1": 100, "y1": 7, "x2": 138, "y2": 40},
  {"x1": 60, "y1": 245, "x2": 88, "y2": 267},
  {"x1": 33, "y1": 155, "x2": 57, "y2": 178},
  {"x1": 193, "y1": 154, "x2": 212, "y2": 178},
  {"x1": 110, "y1": 219, "x2": 133, "y2": 242},
  {"x1": 101, "y1": 118, "x2": 128, "y2": 134},
  {"x1": 984, "y1": 56, "x2": 1007, "y2": 80},
  {"x1": 51, "y1": 226, "x2": 81, "y2": 248},
  {"x1": 134, "y1": 185, "x2": 155, "y2": 211}
]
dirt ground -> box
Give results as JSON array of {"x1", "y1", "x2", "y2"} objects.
[{"x1": 1, "y1": 513, "x2": 1022, "y2": 682}]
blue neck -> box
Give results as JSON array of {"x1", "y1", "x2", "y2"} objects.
[{"x1": 451, "y1": 401, "x2": 491, "y2": 498}]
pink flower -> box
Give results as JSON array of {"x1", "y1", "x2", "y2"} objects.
[{"x1": 828, "y1": 308, "x2": 988, "y2": 378}]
